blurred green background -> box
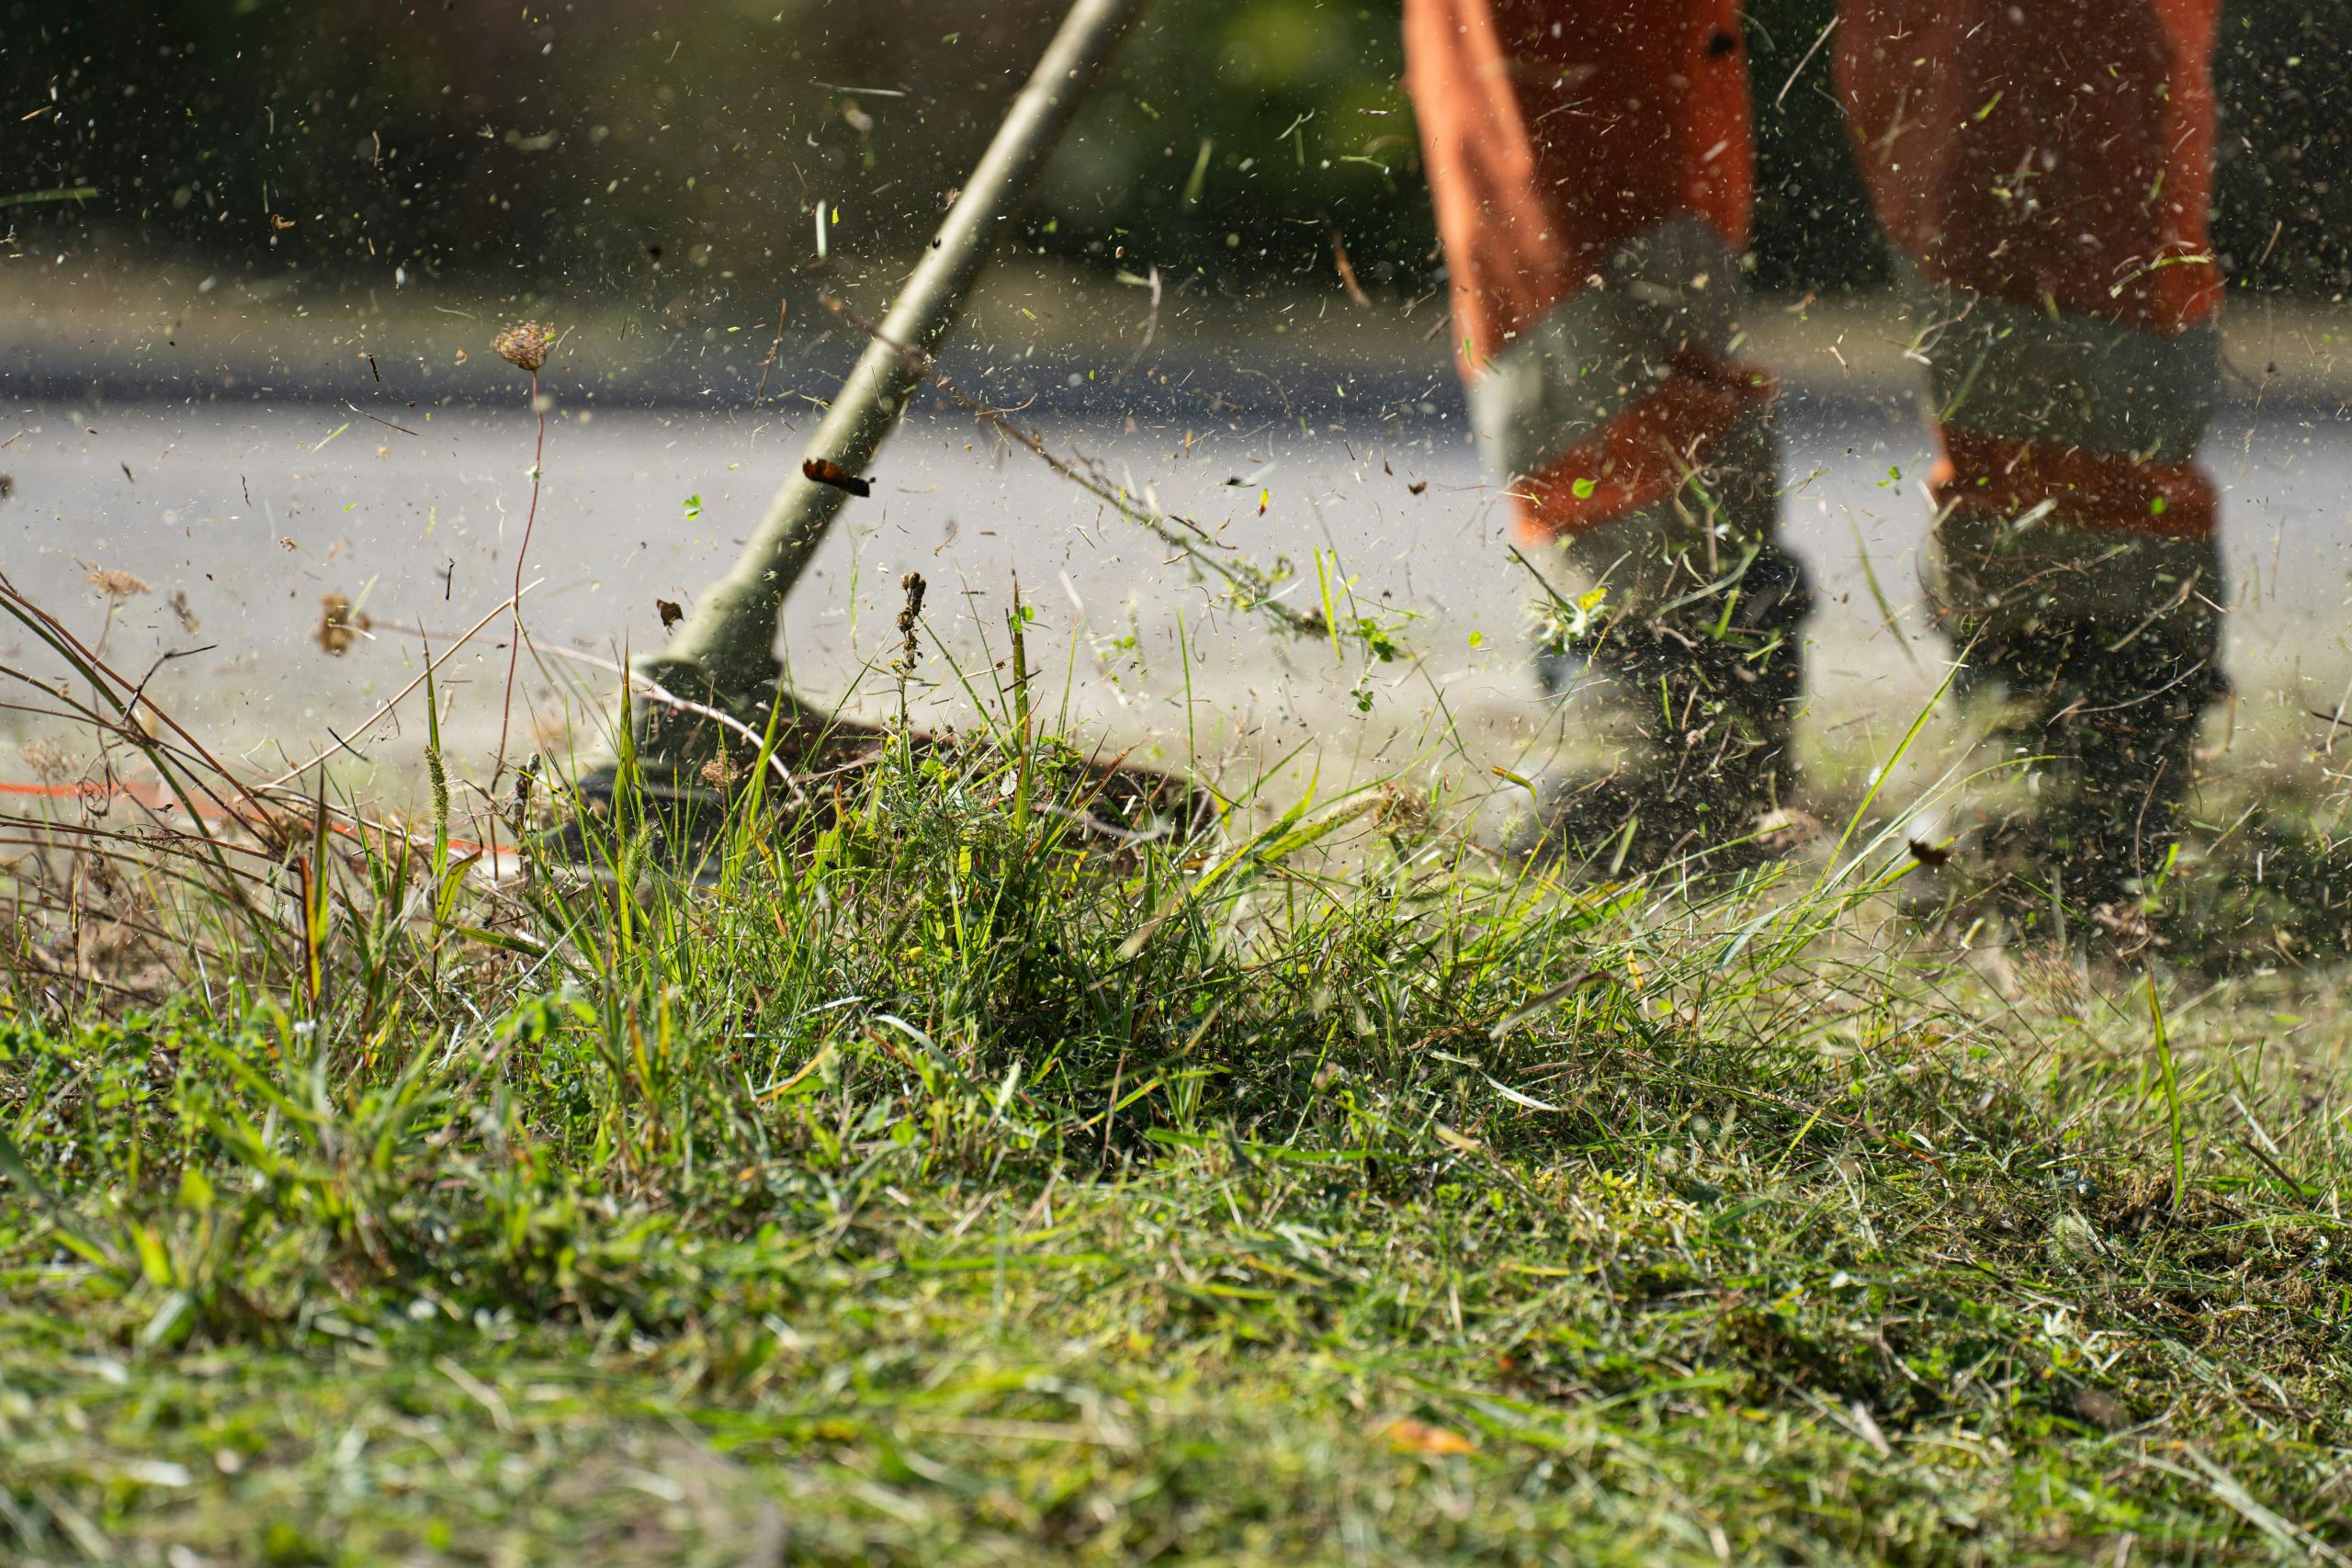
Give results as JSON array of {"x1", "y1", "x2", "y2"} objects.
[{"x1": 9, "y1": 0, "x2": 2352, "y2": 300}]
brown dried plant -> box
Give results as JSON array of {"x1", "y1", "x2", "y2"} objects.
[
  {"x1": 20, "y1": 737, "x2": 73, "y2": 784},
  {"x1": 491, "y1": 321, "x2": 556, "y2": 798},
  {"x1": 492, "y1": 321, "x2": 553, "y2": 374},
  {"x1": 84, "y1": 565, "x2": 150, "y2": 600}
]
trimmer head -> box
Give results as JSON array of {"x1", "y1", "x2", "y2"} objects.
[
  {"x1": 537, "y1": 691, "x2": 1214, "y2": 881},
  {"x1": 592, "y1": 0, "x2": 1156, "y2": 830}
]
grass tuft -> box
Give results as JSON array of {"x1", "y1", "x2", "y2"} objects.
[{"x1": 4, "y1": 566, "x2": 2352, "y2": 1562}]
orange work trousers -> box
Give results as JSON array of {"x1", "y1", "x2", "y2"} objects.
[{"x1": 1405, "y1": 0, "x2": 2223, "y2": 551}]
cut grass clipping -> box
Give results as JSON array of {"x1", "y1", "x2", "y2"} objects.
[{"x1": 6, "y1": 556, "x2": 2352, "y2": 1564}]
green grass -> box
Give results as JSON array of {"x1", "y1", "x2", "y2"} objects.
[{"x1": 7, "y1": 578, "x2": 2352, "y2": 1563}]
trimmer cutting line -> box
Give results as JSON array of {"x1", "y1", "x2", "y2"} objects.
[{"x1": 571, "y1": 0, "x2": 1200, "y2": 845}]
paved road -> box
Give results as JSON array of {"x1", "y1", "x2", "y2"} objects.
[{"x1": 6, "y1": 382, "x2": 2348, "y2": 808}]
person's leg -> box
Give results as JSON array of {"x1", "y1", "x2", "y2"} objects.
[
  {"x1": 1405, "y1": 0, "x2": 1809, "y2": 865},
  {"x1": 1838, "y1": 0, "x2": 2224, "y2": 916}
]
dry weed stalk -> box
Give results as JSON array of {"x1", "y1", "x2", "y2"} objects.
[
  {"x1": 76, "y1": 561, "x2": 150, "y2": 655},
  {"x1": 492, "y1": 320, "x2": 556, "y2": 796},
  {"x1": 0, "y1": 568, "x2": 548, "y2": 1020},
  {"x1": 893, "y1": 571, "x2": 928, "y2": 728}
]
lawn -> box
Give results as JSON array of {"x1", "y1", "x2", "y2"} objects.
[{"x1": 5, "y1": 567, "x2": 2352, "y2": 1565}]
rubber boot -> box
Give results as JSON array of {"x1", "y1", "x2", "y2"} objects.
[
  {"x1": 1968, "y1": 615, "x2": 2223, "y2": 937},
  {"x1": 1529, "y1": 541, "x2": 1813, "y2": 874}
]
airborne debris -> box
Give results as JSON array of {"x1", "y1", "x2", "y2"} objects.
[
  {"x1": 655, "y1": 597, "x2": 684, "y2": 632},
  {"x1": 315, "y1": 592, "x2": 370, "y2": 655},
  {"x1": 1408, "y1": 479, "x2": 1428, "y2": 495},
  {"x1": 802, "y1": 457, "x2": 871, "y2": 497},
  {"x1": 752, "y1": 296, "x2": 789, "y2": 409},
  {"x1": 1380, "y1": 1417, "x2": 1476, "y2": 1457},
  {"x1": 1325, "y1": 215, "x2": 1370, "y2": 307}
]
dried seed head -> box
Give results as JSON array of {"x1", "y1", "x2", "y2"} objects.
[
  {"x1": 895, "y1": 572, "x2": 927, "y2": 673},
  {"x1": 84, "y1": 566, "x2": 150, "y2": 600},
  {"x1": 492, "y1": 321, "x2": 553, "y2": 373},
  {"x1": 21, "y1": 738, "x2": 72, "y2": 783}
]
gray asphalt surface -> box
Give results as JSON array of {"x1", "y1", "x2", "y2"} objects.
[{"x1": 6, "y1": 380, "x2": 2348, "y2": 807}]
